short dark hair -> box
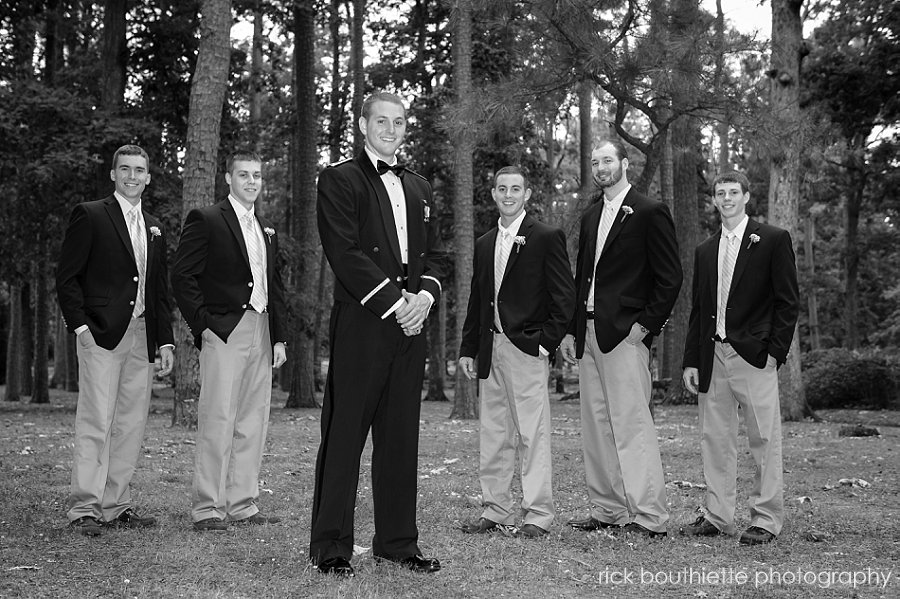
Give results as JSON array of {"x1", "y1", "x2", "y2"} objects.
[
  {"x1": 361, "y1": 91, "x2": 406, "y2": 119},
  {"x1": 493, "y1": 165, "x2": 530, "y2": 190},
  {"x1": 226, "y1": 150, "x2": 263, "y2": 174},
  {"x1": 594, "y1": 139, "x2": 628, "y2": 161},
  {"x1": 713, "y1": 171, "x2": 751, "y2": 195},
  {"x1": 111, "y1": 144, "x2": 149, "y2": 169}
]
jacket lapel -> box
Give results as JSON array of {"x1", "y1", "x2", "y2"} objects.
[
  {"x1": 257, "y1": 214, "x2": 276, "y2": 277},
  {"x1": 729, "y1": 219, "x2": 759, "y2": 294},
  {"x1": 582, "y1": 203, "x2": 602, "y2": 282},
  {"x1": 359, "y1": 153, "x2": 403, "y2": 266},
  {"x1": 702, "y1": 235, "x2": 719, "y2": 307},
  {"x1": 221, "y1": 200, "x2": 251, "y2": 267},
  {"x1": 484, "y1": 228, "x2": 499, "y2": 293},
  {"x1": 501, "y1": 215, "x2": 533, "y2": 284},
  {"x1": 104, "y1": 197, "x2": 136, "y2": 264},
  {"x1": 599, "y1": 190, "x2": 634, "y2": 257}
]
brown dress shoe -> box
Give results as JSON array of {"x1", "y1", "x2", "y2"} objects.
[
  {"x1": 193, "y1": 517, "x2": 230, "y2": 532},
  {"x1": 739, "y1": 526, "x2": 776, "y2": 545},
  {"x1": 620, "y1": 522, "x2": 667, "y2": 538},
  {"x1": 567, "y1": 516, "x2": 617, "y2": 531},
  {"x1": 233, "y1": 513, "x2": 281, "y2": 525},
  {"x1": 460, "y1": 517, "x2": 499, "y2": 534},
  {"x1": 517, "y1": 524, "x2": 549, "y2": 538},
  {"x1": 680, "y1": 516, "x2": 722, "y2": 537},
  {"x1": 70, "y1": 516, "x2": 102, "y2": 537},
  {"x1": 108, "y1": 508, "x2": 157, "y2": 529}
]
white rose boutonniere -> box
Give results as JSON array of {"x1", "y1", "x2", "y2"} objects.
[
  {"x1": 422, "y1": 200, "x2": 431, "y2": 223},
  {"x1": 264, "y1": 227, "x2": 275, "y2": 243},
  {"x1": 513, "y1": 235, "x2": 526, "y2": 253},
  {"x1": 747, "y1": 233, "x2": 760, "y2": 249},
  {"x1": 149, "y1": 226, "x2": 161, "y2": 240},
  {"x1": 620, "y1": 205, "x2": 634, "y2": 223}
]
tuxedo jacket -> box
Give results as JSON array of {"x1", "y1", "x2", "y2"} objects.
[
  {"x1": 171, "y1": 199, "x2": 287, "y2": 349},
  {"x1": 56, "y1": 196, "x2": 174, "y2": 360},
  {"x1": 459, "y1": 215, "x2": 575, "y2": 378},
  {"x1": 682, "y1": 219, "x2": 799, "y2": 393},
  {"x1": 570, "y1": 187, "x2": 682, "y2": 356},
  {"x1": 316, "y1": 153, "x2": 444, "y2": 316}
]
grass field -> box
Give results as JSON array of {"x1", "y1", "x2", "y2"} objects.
[{"x1": 1, "y1": 385, "x2": 897, "y2": 598}]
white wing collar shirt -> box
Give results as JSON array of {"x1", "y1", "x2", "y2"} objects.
[{"x1": 229, "y1": 195, "x2": 269, "y2": 312}]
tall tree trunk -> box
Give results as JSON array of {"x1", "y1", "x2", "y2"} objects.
[
  {"x1": 173, "y1": 0, "x2": 232, "y2": 427},
  {"x1": 449, "y1": 0, "x2": 477, "y2": 419},
  {"x1": 249, "y1": 0, "x2": 264, "y2": 126},
  {"x1": 97, "y1": 0, "x2": 128, "y2": 197},
  {"x1": 805, "y1": 212, "x2": 820, "y2": 350},
  {"x1": 51, "y1": 310, "x2": 66, "y2": 388},
  {"x1": 285, "y1": 0, "x2": 320, "y2": 409},
  {"x1": 425, "y1": 294, "x2": 448, "y2": 401},
  {"x1": 768, "y1": 0, "x2": 811, "y2": 421},
  {"x1": 843, "y1": 159, "x2": 865, "y2": 349},
  {"x1": 327, "y1": 0, "x2": 348, "y2": 161},
  {"x1": 31, "y1": 245, "x2": 50, "y2": 404},
  {"x1": 578, "y1": 79, "x2": 593, "y2": 191},
  {"x1": 4, "y1": 282, "x2": 24, "y2": 402},
  {"x1": 20, "y1": 281, "x2": 34, "y2": 397},
  {"x1": 350, "y1": 0, "x2": 365, "y2": 154}
]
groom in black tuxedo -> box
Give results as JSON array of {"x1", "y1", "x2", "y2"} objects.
[
  {"x1": 458, "y1": 166, "x2": 574, "y2": 539},
  {"x1": 311, "y1": 91, "x2": 445, "y2": 576}
]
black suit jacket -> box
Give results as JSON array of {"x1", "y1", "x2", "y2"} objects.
[
  {"x1": 171, "y1": 199, "x2": 287, "y2": 348},
  {"x1": 56, "y1": 196, "x2": 174, "y2": 360},
  {"x1": 570, "y1": 187, "x2": 682, "y2": 356},
  {"x1": 459, "y1": 215, "x2": 575, "y2": 378},
  {"x1": 682, "y1": 219, "x2": 800, "y2": 393},
  {"x1": 316, "y1": 153, "x2": 444, "y2": 314}
]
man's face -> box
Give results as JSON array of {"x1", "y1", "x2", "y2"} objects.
[
  {"x1": 712, "y1": 181, "x2": 749, "y2": 221},
  {"x1": 492, "y1": 173, "x2": 531, "y2": 223},
  {"x1": 591, "y1": 144, "x2": 627, "y2": 189},
  {"x1": 226, "y1": 160, "x2": 263, "y2": 208},
  {"x1": 110, "y1": 154, "x2": 150, "y2": 202},
  {"x1": 360, "y1": 100, "x2": 406, "y2": 162}
]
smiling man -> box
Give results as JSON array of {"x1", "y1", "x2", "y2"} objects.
[
  {"x1": 56, "y1": 144, "x2": 174, "y2": 536},
  {"x1": 681, "y1": 171, "x2": 799, "y2": 545},
  {"x1": 311, "y1": 91, "x2": 445, "y2": 576},
  {"x1": 172, "y1": 150, "x2": 288, "y2": 532},
  {"x1": 561, "y1": 139, "x2": 682, "y2": 538},
  {"x1": 458, "y1": 166, "x2": 574, "y2": 539}
]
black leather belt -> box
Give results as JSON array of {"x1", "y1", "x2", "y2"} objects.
[
  {"x1": 585, "y1": 311, "x2": 595, "y2": 320},
  {"x1": 713, "y1": 334, "x2": 729, "y2": 343}
]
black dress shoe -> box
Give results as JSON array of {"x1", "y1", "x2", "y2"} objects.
[
  {"x1": 620, "y1": 522, "x2": 667, "y2": 538},
  {"x1": 108, "y1": 508, "x2": 157, "y2": 529},
  {"x1": 460, "y1": 517, "x2": 499, "y2": 534},
  {"x1": 233, "y1": 513, "x2": 281, "y2": 525},
  {"x1": 516, "y1": 524, "x2": 548, "y2": 538},
  {"x1": 680, "y1": 516, "x2": 722, "y2": 537},
  {"x1": 376, "y1": 554, "x2": 441, "y2": 573},
  {"x1": 739, "y1": 526, "x2": 776, "y2": 545},
  {"x1": 318, "y1": 556, "x2": 354, "y2": 577},
  {"x1": 193, "y1": 517, "x2": 230, "y2": 532},
  {"x1": 567, "y1": 516, "x2": 617, "y2": 531},
  {"x1": 70, "y1": 516, "x2": 102, "y2": 537}
]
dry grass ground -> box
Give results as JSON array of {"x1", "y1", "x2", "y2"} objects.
[{"x1": 1, "y1": 385, "x2": 897, "y2": 599}]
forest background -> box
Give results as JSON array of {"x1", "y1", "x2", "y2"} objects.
[{"x1": 0, "y1": 0, "x2": 898, "y2": 421}]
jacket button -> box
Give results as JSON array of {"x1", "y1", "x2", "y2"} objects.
[
  {"x1": 133, "y1": 276, "x2": 138, "y2": 282},
  {"x1": 373, "y1": 246, "x2": 379, "y2": 252},
  {"x1": 129, "y1": 300, "x2": 135, "y2": 306},
  {"x1": 248, "y1": 282, "x2": 254, "y2": 287},
  {"x1": 396, "y1": 276, "x2": 402, "y2": 283},
  {"x1": 242, "y1": 304, "x2": 247, "y2": 309},
  {"x1": 419, "y1": 252, "x2": 425, "y2": 258}
]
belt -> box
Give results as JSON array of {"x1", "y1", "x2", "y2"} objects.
[
  {"x1": 585, "y1": 310, "x2": 595, "y2": 320},
  {"x1": 713, "y1": 334, "x2": 729, "y2": 343},
  {"x1": 246, "y1": 306, "x2": 267, "y2": 313}
]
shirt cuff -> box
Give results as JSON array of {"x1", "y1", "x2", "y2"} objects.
[
  {"x1": 382, "y1": 298, "x2": 405, "y2": 319},
  {"x1": 418, "y1": 290, "x2": 435, "y2": 311},
  {"x1": 539, "y1": 345, "x2": 549, "y2": 357},
  {"x1": 159, "y1": 344, "x2": 174, "y2": 351},
  {"x1": 75, "y1": 325, "x2": 89, "y2": 335}
]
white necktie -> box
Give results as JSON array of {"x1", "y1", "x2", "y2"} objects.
[
  {"x1": 494, "y1": 230, "x2": 512, "y2": 331},
  {"x1": 242, "y1": 213, "x2": 267, "y2": 312},
  {"x1": 127, "y1": 207, "x2": 146, "y2": 318},
  {"x1": 717, "y1": 233, "x2": 738, "y2": 338},
  {"x1": 587, "y1": 202, "x2": 616, "y2": 310}
]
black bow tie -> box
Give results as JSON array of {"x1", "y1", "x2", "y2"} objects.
[{"x1": 376, "y1": 160, "x2": 405, "y2": 177}]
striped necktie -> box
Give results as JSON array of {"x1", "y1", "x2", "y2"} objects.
[
  {"x1": 242, "y1": 212, "x2": 267, "y2": 312},
  {"x1": 717, "y1": 232, "x2": 738, "y2": 338},
  {"x1": 127, "y1": 207, "x2": 146, "y2": 318},
  {"x1": 494, "y1": 230, "x2": 512, "y2": 331}
]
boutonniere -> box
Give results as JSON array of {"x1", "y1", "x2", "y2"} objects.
[
  {"x1": 149, "y1": 226, "x2": 161, "y2": 239},
  {"x1": 263, "y1": 227, "x2": 275, "y2": 243},
  {"x1": 513, "y1": 235, "x2": 526, "y2": 253},
  {"x1": 620, "y1": 205, "x2": 634, "y2": 223},
  {"x1": 747, "y1": 233, "x2": 760, "y2": 249},
  {"x1": 422, "y1": 200, "x2": 430, "y2": 223}
]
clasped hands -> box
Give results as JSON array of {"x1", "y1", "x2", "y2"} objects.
[{"x1": 395, "y1": 290, "x2": 430, "y2": 337}]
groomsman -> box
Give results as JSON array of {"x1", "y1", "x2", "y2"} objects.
[
  {"x1": 562, "y1": 139, "x2": 682, "y2": 538},
  {"x1": 56, "y1": 144, "x2": 174, "y2": 536},
  {"x1": 681, "y1": 170, "x2": 799, "y2": 545},
  {"x1": 311, "y1": 91, "x2": 444, "y2": 576},
  {"x1": 172, "y1": 151, "x2": 287, "y2": 532},
  {"x1": 458, "y1": 166, "x2": 575, "y2": 538}
]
